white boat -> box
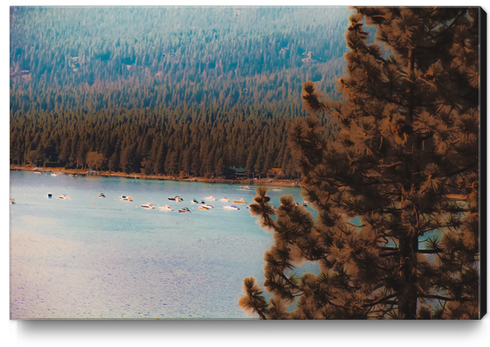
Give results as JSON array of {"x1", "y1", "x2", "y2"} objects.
[
  {"x1": 34, "y1": 171, "x2": 41, "y2": 174},
  {"x1": 204, "y1": 196, "x2": 217, "y2": 201},
  {"x1": 158, "y1": 205, "x2": 174, "y2": 211},
  {"x1": 178, "y1": 207, "x2": 191, "y2": 213},
  {"x1": 220, "y1": 197, "x2": 230, "y2": 202},
  {"x1": 141, "y1": 203, "x2": 155, "y2": 209},
  {"x1": 224, "y1": 205, "x2": 240, "y2": 210},
  {"x1": 272, "y1": 188, "x2": 282, "y2": 191},
  {"x1": 200, "y1": 202, "x2": 214, "y2": 208},
  {"x1": 168, "y1": 196, "x2": 183, "y2": 202},
  {"x1": 232, "y1": 198, "x2": 247, "y2": 204},
  {"x1": 120, "y1": 195, "x2": 133, "y2": 202},
  {"x1": 199, "y1": 205, "x2": 210, "y2": 210},
  {"x1": 239, "y1": 186, "x2": 253, "y2": 190},
  {"x1": 59, "y1": 194, "x2": 70, "y2": 200},
  {"x1": 51, "y1": 173, "x2": 58, "y2": 177}
]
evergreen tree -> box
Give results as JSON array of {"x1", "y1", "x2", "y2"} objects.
[
  {"x1": 191, "y1": 149, "x2": 202, "y2": 177},
  {"x1": 245, "y1": 150, "x2": 256, "y2": 178},
  {"x1": 155, "y1": 142, "x2": 167, "y2": 175},
  {"x1": 240, "y1": 7, "x2": 481, "y2": 320},
  {"x1": 215, "y1": 157, "x2": 225, "y2": 178},
  {"x1": 120, "y1": 143, "x2": 137, "y2": 174},
  {"x1": 108, "y1": 147, "x2": 120, "y2": 172}
]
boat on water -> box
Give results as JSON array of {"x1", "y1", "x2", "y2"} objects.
[
  {"x1": 239, "y1": 186, "x2": 254, "y2": 191},
  {"x1": 220, "y1": 197, "x2": 230, "y2": 202},
  {"x1": 51, "y1": 173, "x2": 58, "y2": 177},
  {"x1": 191, "y1": 198, "x2": 199, "y2": 204},
  {"x1": 10, "y1": 198, "x2": 15, "y2": 205},
  {"x1": 120, "y1": 195, "x2": 133, "y2": 202},
  {"x1": 204, "y1": 196, "x2": 217, "y2": 201},
  {"x1": 59, "y1": 194, "x2": 70, "y2": 200},
  {"x1": 199, "y1": 205, "x2": 210, "y2": 210},
  {"x1": 47, "y1": 193, "x2": 53, "y2": 199},
  {"x1": 158, "y1": 205, "x2": 174, "y2": 211},
  {"x1": 200, "y1": 201, "x2": 214, "y2": 208},
  {"x1": 34, "y1": 171, "x2": 41, "y2": 174},
  {"x1": 178, "y1": 207, "x2": 191, "y2": 213},
  {"x1": 168, "y1": 196, "x2": 183, "y2": 202},
  {"x1": 224, "y1": 205, "x2": 240, "y2": 210},
  {"x1": 232, "y1": 198, "x2": 247, "y2": 204},
  {"x1": 272, "y1": 188, "x2": 282, "y2": 191},
  {"x1": 141, "y1": 203, "x2": 155, "y2": 209},
  {"x1": 99, "y1": 193, "x2": 106, "y2": 198}
]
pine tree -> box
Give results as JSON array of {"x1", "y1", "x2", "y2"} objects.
[
  {"x1": 154, "y1": 141, "x2": 167, "y2": 175},
  {"x1": 240, "y1": 7, "x2": 481, "y2": 320},
  {"x1": 215, "y1": 157, "x2": 225, "y2": 178}
]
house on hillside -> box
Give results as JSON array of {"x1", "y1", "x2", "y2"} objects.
[
  {"x1": 228, "y1": 166, "x2": 246, "y2": 179},
  {"x1": 268, "y1": 168, "x2": 282, "y2": 178}
]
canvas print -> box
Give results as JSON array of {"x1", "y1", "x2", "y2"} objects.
[{"x1": 9, "y1": 6, "x2": 485, "y2": 320}]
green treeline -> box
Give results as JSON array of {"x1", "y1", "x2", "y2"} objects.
[
  {"x1": 10, "y1": 103, "x2": 339, "y2": 178},
  {"x1": 10, "y1": 7, "x2": 356, "y2": 177},
  {"x1": 10, "y1": 7, "x2": 354, "y2": 112}
]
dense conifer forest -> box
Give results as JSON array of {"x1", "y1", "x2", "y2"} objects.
[{"x1": 10, "y1": 7, "x2": 360, "y2": 177}]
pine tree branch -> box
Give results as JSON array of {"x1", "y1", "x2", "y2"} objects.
[
  {"x1": 417, "y1": 248, "x2": 443, "y2": 254},
  {"x1": 418, "y1": 294, "x2": 472, "y2": 302},
  {"x1": 430, "y1": 10, "x2": 466, "y2": 40},
  {"x1": 362, "y1": 293, "x2": 398, "y2": 308},
  {"x1": 379, "y1": 251, "x2": 399, "y2": 257},
  {"x1": 446, "y1": 162, "x2": 479, "y2": 178}
]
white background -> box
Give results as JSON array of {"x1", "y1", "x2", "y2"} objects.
[{"x1": 3, "y1": 0, "x2": 489, "y2": 346}]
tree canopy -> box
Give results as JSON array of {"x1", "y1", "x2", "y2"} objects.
[{"x1": 240, "y1": 7, "x2": 482, "y2": 320}]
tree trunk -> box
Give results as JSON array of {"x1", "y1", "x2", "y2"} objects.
[{"x1": 399, "y1": 47, "x2": 418, "y2": 319}]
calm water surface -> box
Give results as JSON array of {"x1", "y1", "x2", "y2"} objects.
[{"x1": 10, "y1": 170, "x2": 318, "y2": 319}]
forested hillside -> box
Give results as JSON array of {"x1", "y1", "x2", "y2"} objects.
[{"x1": 10, "y1": 7, "x2": 357, "y2": 177}]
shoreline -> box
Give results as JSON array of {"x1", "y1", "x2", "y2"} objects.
[{"x1": 9, "y1": 165, "x2": 302, "y2": 188}]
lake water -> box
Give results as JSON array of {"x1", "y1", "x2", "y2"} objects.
[{"x1": 9, "y1": 170, "x2": 318, "y2": 319}]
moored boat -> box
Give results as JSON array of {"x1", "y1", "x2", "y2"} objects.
[
  {"x1": 59, "y1": 194, "x2": 70, "y2": 200},
  {"x1": 168, "y1": 196, "x2": 183, "y2": 202},
  {"x1": 10, "y1": 198, "x2": 15, "y2": 204},
  {"x1": 200, "y1": 201, "x2": 214, "y2": 208},
  {"x1": 141, "y1": 203, "x2": 155, "y2": 209},
  {"x1": 178, "y1": 207, "x2": 191, "y2": 213},
  {"x1": 51, "y1": 173, "x2": 58, "y2": 177},
  {"x1": 204, "y1": 196, "x2": 217, "y2": 201},
  {"x1": 224, "y1": 205, "x2": 239, "y2": 210},
  {"x1": 199, "y1": 205, "x2": 210, "y2": 210},
  {"x1": 191, "y1": 198, "x2": 199, "y2": 204},
  {"x1": 220, "y1": 197, "x2": 230, "y2": 202},
  {"x1": 158, "y1": 205, "x2": 173, "y2": 211},
  {"x1": 99, "y1": 193, "x2": 106, "y2": 198},
  {"x1": 47, "y1": 193, "x2": 53, "y2": 199},
  {"x1": 272, "y1": 188, "x2": 282, "y2": 191},
  {"x1": 120, "y1": 195, "x2": 133, "y2": 201},
  {"x1": 232, "y1": 198, "x2": 247, "y2": 204},
  {"x1": 239, "y1": 186, "x2": 253, "y2": 190}
]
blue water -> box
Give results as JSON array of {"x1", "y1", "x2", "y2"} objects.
[{"x1": 10, "y1": 170, "x2": 317, "y2": 319}]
